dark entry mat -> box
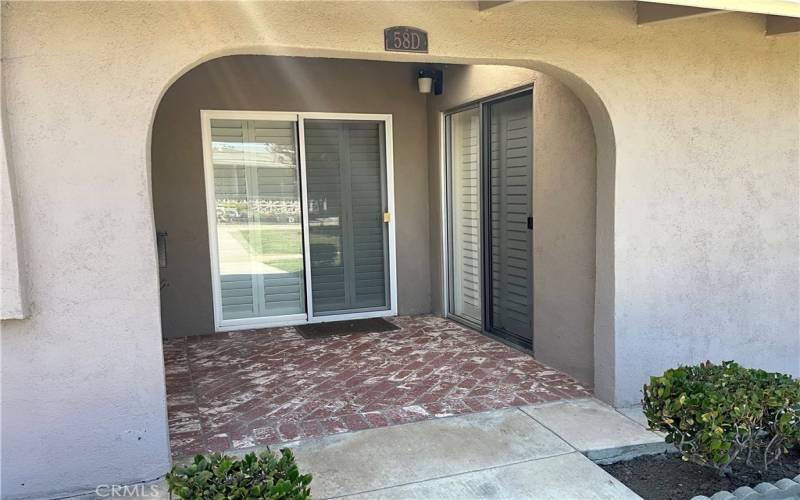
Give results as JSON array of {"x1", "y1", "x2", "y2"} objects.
[{"x1": 295, "y1": 318, "x2": 400, "y2": 339}]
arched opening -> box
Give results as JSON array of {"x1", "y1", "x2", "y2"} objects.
[{"x1": 148, "y1": 52, "x2": 615, "y2": 457}]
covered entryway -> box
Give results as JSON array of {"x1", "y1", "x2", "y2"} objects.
[
  {"x1": 152, "y1": 53, "x2": 602, "y2": 458},
  {"x1": 164, "y1": 315, "x2": 590, "y2": 458}
]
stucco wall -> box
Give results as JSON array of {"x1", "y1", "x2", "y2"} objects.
[
  {"x1": 0, "y1": 14, "x2": 26, "y2": 320},
  {"x1": 427, "y1": 65, "x2": 597, "y2": 386},
  {"x1": 531, "y1": 76, "x2": 597, "y2": 386},
  {"x1": 2, "y1": 1, "x2": 798, "y2": 497},
  {"x1": 152, "y1": 55, "x2": 430, "y2": 338},
  {"x1": 1, "y1": 75, "x2": 27, "y2": 320}
]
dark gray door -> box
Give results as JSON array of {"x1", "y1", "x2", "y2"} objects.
[
  {"x1": 483, "y1": 91, "x2": 533, "y2": 349},
  {"x1": 303, "y1": 119, "x2": 390, "y2": 316}
]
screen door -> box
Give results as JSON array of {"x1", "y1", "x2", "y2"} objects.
[
  {"x1": 301, "y1": 118, "x2": 391, "y2": 317},
  {"x1": 483, "y1": 91, "x2": 534, "y2": 349}
]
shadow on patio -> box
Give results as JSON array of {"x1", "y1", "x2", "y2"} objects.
[{"x1": 163, "y1": 315, "x2": 591, "y2": 458}]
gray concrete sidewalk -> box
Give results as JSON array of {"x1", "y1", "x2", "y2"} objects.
[
  {"x1": 290, "y1": 398, "x2": 665, "y2": 499},
  {"x1": 67, "y1": 398, "x2": 667, "y2": 499}
]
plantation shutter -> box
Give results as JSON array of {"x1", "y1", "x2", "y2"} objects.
[
  {"x1": 212, "y1": 119, "x2": 258, "y2": 320},
  {"x1": 451, "y1": 109, "x2": 482, "y2": 324},
  {"x1": 250, "y1": 121, "x2": 305, "y2": 317}
]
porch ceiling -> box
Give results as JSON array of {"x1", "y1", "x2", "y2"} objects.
[
  {"x1": 478, "y1": 0, "x2": 800, "y2": 35},
  {"x1": 643, "y1": 0, "x2": 800, "y2": 17},
  {"x1": 479, "y1": 0, "x2": 800, "y2": 17}
]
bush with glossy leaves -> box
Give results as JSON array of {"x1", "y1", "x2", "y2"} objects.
[
  {"x1": 166, "y1": 448, "x2": 312, "y2": 499},
  {"x1": 643, "y1": 361, "x2": 800, "y2": 475}
]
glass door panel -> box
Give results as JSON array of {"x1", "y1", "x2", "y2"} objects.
[
  {"x1": 446, "y1": 108, "x2": 482, "y2": 326},
  {"x1": 303, "y1": 119, "x2": 389, "y2": 316},
  {"x1": 210, "y1": 118, "x2": 305, "y2": 321}
]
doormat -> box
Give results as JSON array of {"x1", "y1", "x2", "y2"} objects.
[{"x1": 295, "y1": 318, "x2": 400, "y2": 339}]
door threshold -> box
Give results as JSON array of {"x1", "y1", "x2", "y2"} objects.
[
  {"x1": 481, "y1": 329, "x2": 534, "y2": 355},
  {"x1": 445, "y1": 314, "x2": 533, "y2": 355},
  {"x1": 444, "y1": 314, "x2": 482, "y2": 333},
  {"x1": 216, "y1": 310, "x2": 397, "y2": 333}
]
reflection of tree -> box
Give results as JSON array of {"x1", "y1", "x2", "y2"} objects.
[
  {"x1": 212, "y1": 142, "x2": 296, "y2": 167},
  {"x1": 216, "y1": 198, "x2": 301, "y2": 223},
  {"x1": 307, "y1": 198, "x2": 330, "y2": 213}
]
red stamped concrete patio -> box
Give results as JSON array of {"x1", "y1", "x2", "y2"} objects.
[{"x1": 163, "y1": 315, "x2": 591, "y2": 458}]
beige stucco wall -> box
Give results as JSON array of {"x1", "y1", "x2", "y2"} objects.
[
  {"x1": 1, "y1": 75, "x2": 27, "y2": 320},
  {"x1": 531, "y1": 76, "x2": 597, "y2": 386},
  {"x1": 152, "y1": 55, "x2": 430, "y2": 338},
  {"x1": 1, "y1": 2, "x2": 798, "y2": 497},
  {"x1": 427, "y1": 65, "x2": 596, "y2": 386},
  {"x1": 0, "y1": 17, "x2": 26, "y2": 320}
]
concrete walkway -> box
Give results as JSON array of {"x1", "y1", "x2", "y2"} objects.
[
  {"x1": 290, "y1": 398, "x2": 666, "y2": 499},
  {"x1": 67, "y1": 398, "x2": 667, "y2": 499}
]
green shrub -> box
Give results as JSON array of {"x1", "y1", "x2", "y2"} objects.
[
  {"x1": 166, "y1": 449, "x2": 312, "y2": 499},
  {"x1": 643, "y1": 361, "x2": 800, "y2": 475}
]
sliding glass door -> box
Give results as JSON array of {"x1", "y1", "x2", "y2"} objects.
[
  {"x1": 203, "y1": 112, "x2": 396, "y2": 331},
  {"x1": 445, "y1": 88, "x2": 534, "y2": 350}
]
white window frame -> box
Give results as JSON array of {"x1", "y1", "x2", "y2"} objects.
[{"x1": 201, "y1": 110, "x2": 398, "y2": 332}]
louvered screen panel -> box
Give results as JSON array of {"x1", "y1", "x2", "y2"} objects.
[
  {"x1": 489, "y1": 94, "x2": 533, "y2": 341},
  {"x1": 449, "y1": 109, "x2": 482, "y2": 324},
  {"x1": 304, "y1": 120, "x2": 388, "y2": 315}
]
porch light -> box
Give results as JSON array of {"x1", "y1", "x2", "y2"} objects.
[
  {"x1": 418, "y1": 75, "x2": 433, "y2": 94},
  {"x1": 417, "y1": 69, "x2": 443, "y2": 95}
]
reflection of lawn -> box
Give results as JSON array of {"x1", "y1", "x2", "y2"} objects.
[
  {"x1": 268, "y1": 258, "x2": 303, "y2": 273},
  {"x1": 237, "y1": 228, "x2": 303, "y2": 255},
  {"x1": 234, "y1": 228, "x2": 339, "y2": 273}
]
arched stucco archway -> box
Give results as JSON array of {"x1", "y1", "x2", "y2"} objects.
[{"x1": 145, "y1": 48, "x2": 617, "y2": 402}]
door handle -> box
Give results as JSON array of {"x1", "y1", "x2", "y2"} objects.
[{"x1": 527, "y1": 216, "x2": 533, "y2": 230}]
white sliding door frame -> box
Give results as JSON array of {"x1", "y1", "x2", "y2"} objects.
[
  {"x1": 201, "y1": 110, "x2": 307, "y2": 331},
  {"x1": 201, "y1": 110, "x2": 397, "y2": 332}
]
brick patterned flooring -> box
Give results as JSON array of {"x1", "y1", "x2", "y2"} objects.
[{"x1": 163, "y1": 315, "x2": 591, "y2": 458}]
